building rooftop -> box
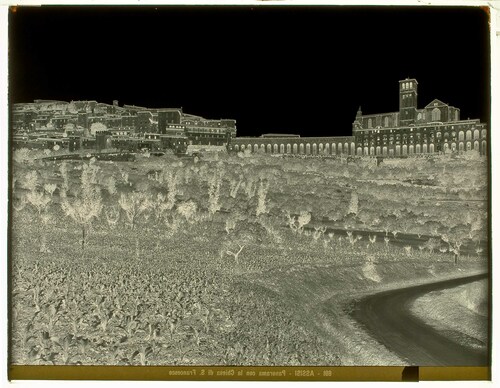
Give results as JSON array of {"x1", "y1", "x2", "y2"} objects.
[{"x1": 261, "y1": 133, "x2": 301, "y2": 138}]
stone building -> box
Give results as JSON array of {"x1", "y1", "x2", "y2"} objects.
[
  {"x1": 229, "y1": 78, "x2": 487, "y2": 157},
  {"x1": 352, "y1": 78, "x2": 487, "y2": 156}
]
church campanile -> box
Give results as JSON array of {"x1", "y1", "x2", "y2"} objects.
[{"x1": 399, "y1": 78, "x2": 418, "y2": 126}]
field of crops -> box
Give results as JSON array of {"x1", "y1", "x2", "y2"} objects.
[{"x1": 10, "y1": 149, "x2": 488, "y2": 365}]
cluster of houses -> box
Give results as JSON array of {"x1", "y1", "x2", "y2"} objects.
[{"x1": 11, "y1": 99, "x2": 237, "y2": 154}]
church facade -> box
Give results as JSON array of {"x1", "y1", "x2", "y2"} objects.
[{"x1": 229, "y1": 78, "x2": 488, "y2": 157}]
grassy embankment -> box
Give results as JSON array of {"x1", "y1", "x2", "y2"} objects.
[{"x1": 410, "y1": 280, "x2": 488, "y2": 352}]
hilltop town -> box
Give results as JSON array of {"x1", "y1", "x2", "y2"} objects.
[
  {"x1": 12, "y1": 78, "x2": 488, "y2": 159},
  {"x1": 12, "y1": 99, "x2": 237, "y2": 154}
]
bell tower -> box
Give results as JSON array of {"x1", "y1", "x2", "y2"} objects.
[{"x1": 399, "y1": 78, "x2": 418, "y2": 126}]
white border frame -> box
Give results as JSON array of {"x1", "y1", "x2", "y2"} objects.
[{"x1": 1, "y1": 1, "x2": 498, "y2": 387}]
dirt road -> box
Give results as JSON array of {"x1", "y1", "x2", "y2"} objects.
[{"x1": 350, "y1": 272, "x2": 489, "y2": 366}]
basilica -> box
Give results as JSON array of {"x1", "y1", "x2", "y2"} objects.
[{"x1": 230, "y1": 78, "x2": 487, "y2": 157}]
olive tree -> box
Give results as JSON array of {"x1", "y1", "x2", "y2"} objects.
[{"x1": 61, "y1": 162, "x2": 103, "y2": 250}]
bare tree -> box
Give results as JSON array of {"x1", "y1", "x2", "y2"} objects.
[
  {"x1": 256, "y1": 179, "x2": 270, "y2": 217},
  {"x1": 348, "y1": 191, "x2": 359, "y2": 215},
  {"x1": 441, "y1": 225, "x2": 469, "y2": 265},
  {"x1": 207, "y1": 170, "x2": 222, "y2": 215},
  {"x1": 105, "y1": 205, "x2": 121, "y2": 229},
  {"x1": 61, "y1": 162, "x2": 103, "y2": 250},
  {"x1": 43, "y1": 183, "x2": 57, "y2": 197},
  {"x1": 424, "y1": 237, "x2": 440, "y2": 254},
  {"x1": 285, "y1": 210, "x2": 311, "y2": 234},
  {"x1": 225, "y1": 244, "x2": 245, "y2": 266},
  {"x1": 118, "y1": 192, "x2": 152, "y2": 230},
  {"x1": 177, "y1": 200, "x2": 198, "y2": 224}
]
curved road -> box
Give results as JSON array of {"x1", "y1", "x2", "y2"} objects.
[{"x1": 350, "y1": 273, "x2": 489, "y2": 366}]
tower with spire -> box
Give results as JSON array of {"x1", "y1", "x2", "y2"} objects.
[{"x1": 352, "y1": 106, "x2": 363, "y2": 131}]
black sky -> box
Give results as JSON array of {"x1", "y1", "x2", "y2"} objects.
[{"x1": 9, "y1": 6, "x2": 490, "y2": 137}]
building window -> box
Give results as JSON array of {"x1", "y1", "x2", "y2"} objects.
[
  {"x1": 384, "y1": 117, "x2": 389, "y2": 127},
  {"x1": 431, "y1": 108, "x2": 441, "y2": 121},
  {"x1": 368, "y1": 118, "x2": 372, "y2": 129}
]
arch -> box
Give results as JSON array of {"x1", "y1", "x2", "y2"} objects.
[
  {"x1": 363, "y1": 147, "x2": 369, "y2": 156},
  {"x1": 451, "y1": 143, "x2": 456, "y2": 152},
  {"x1": 459, "y1": 142, "x2": 464, "y2": 151},
  {"x1": 234, "y1": 145, "x2": 240, "y2": 152},
  {"x1": 266, "y1": 144, "x2": 272, "y2": 153},
  {"x1": 331, "y1": 143, "x2": 336, "y2": 155},
  {"x1": 299, "y1": 143, "x2": 304, "y2": 154},
  {"x1": 260, "y1": 144, "x2": 265, "y2": 152},
  {"x1": 376, "y1": 146, "x2": 381, "y2": 155},
  {"x1": 473, "y1": 129, "x2": 480, "y2": 140},
  {"x1": 337, "y1": 143, "x2": 342, "y2": 154},
  {"x1": 370, "y1": 146, "x2": 375, "y2": 155},
  {"x1": 305, "y1": 143, "x2": 311, "y2": 155},
  {"x1": 254, "y1": 144, "x2": 259, "y2": 153},
  {"x1": 402, "y1": 145, "x2": 408, "y2": 155},
  {"x1": 443, "y1": 143, "x2": 449, "y2": 153},
  {"x1": 482, "y1": 140, "x2": 487, "y2": 155},
  {"x1": 417, "y1": 112, "x2": 422, "y2": 120},
  {"x1": 466, "y1": 130, "x2": 472, "y2": 141},
  {"x1": 384, "y1": 117, "x2": 389, "y2": 127},
  {"x1": 458, "y1": 131, "x2": 465, "y2": 141},
  {"x1": 293, "y1": 143, "x2": 298, "y2": 154},
  {"x1": 416, "y1": 144, "x2": 421, "y2": 154},
  {"x1": 312, "y1": 143, "x2": 317, "y2": 155},
  {"x1": 422, "y1": 144, "x2": 428, "y2": 153},
  {"x1": 466, "y1": 141, "x2": 472, "y2": 151},
  {"x1": 481, "y1": 129, "x2": 487, "y2": 138},
  {"x1": 273, "y1": 144, "x2": 278, "y2": 153},
  {"x1": 389, "y1": 148, "x2": 395, "y2": 157},
  {"x1": 350, "y1": 142, "x2": 356, "y2": 155},
  {"x1": 431, "y1": 107, "x2": 441, "y2": 121},
  {"x1": 382, "y1": 146, "x2": 388, "y2": 156},
  {"x1": 356, "y1": 147, "x2": 362, "y2": 156},
  {"x1": 395, "y1": 145, "x2": 401, "y2": 156},
  {"x1": 324, "y1": 143, "x2": 330, "y2": 155},
  {"x1": 318, "y1": 143, "x2": 323, "y2": 154},
  {"x1": 409, "y1": 144, "x2": 414, "y2": 154},
  {"x1": 286, "y1": 143, "x2": 291, "y2": 154},
  {"x1": 242, "y1": 144, "x2": 247, "y2": 151},
  {"x1": 429, "y1": 143, "x2": 435, "y2": 153},
  {"x1": 368, "y1": 118, "x2": 373, "y2": 128},
  {"x1": 474, "y1": 140, "x2": 479, "y2": 151}
]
